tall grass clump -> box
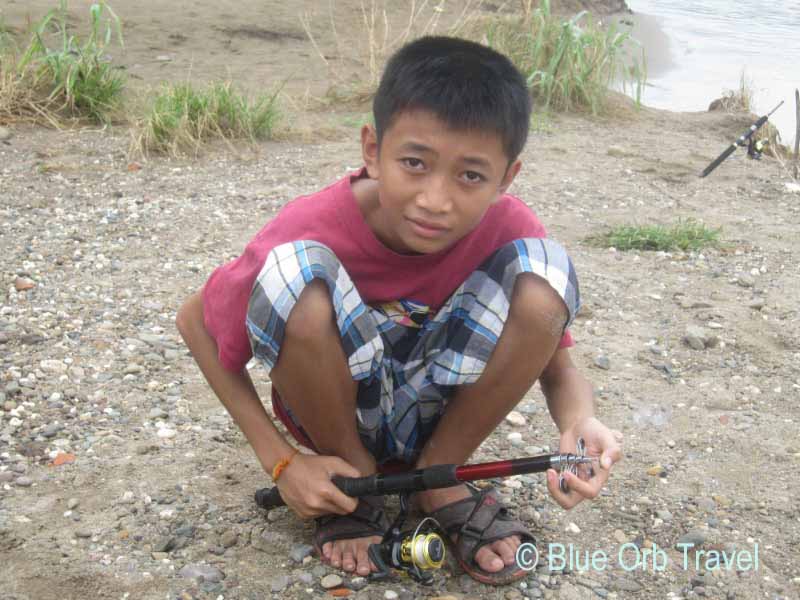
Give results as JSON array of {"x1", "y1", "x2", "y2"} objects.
[
  {"x1": 135, "y1": 82, "x2": 281, "y2": 156},
  {"x1": 483, "y1": 0, "x2": 646, "y2": 114},
  {"x1": 5, "y1": 1, "x2": 125, "y2": 124},
  {"x1": 588, "y1": 220, "x2": 721, "y2": 252}
]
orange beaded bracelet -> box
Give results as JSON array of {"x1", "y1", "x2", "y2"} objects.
[{"x1": 271, "y1": 448, "x2": 299, "y2": 482}]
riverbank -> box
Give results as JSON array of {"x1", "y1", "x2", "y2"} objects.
[{"x1": 1, "y1": 2, "x2": 799, "y2": 600}]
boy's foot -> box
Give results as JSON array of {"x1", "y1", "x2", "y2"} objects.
[
  {"x1": 415, "y1": 483, "x2": 532, "y2": 585},
  {"x1": 314, "y1": 495, "x2": 388, "y2": 576}
]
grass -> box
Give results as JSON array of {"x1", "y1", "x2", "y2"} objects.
[
  {"x1": 588, "y1": 220, "x2": 721, "y2": 252},
  {"x1": 712, "y1": 70, "x2": 754, "y2": 113},
  {"x1": 300, "y1": 0, "x2": 482, "y2": 107},
  {"x1": 1, "y1": 1, "x2": 125, "y2": 125},
  {"x1": 481, "y1": 0, "x2": 646, "y2": 114},
  {"x1": 133, "y1": 82, "x2": 281, "y2": 156}
]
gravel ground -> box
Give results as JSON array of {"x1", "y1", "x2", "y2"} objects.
[{"x1": 1, "y1": 105, "x2": 799, "y2": 600}]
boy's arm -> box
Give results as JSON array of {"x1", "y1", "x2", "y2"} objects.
[
  {"x1": 175, "y1": 291, "x2": 293, "y2": 473},
  {"x1": 540, "y1": 347, "x2": 623, "y2": 509},
  {"x1": 175, "y1": 291, "x2": 360, "y2": 518}
]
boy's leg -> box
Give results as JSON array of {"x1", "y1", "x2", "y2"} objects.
[
  {"x1": 414, "y1": 272, "x2": 568, "y2": 573},
  {"x1": 269, "y1": 279, "x2": 381, "y2": 576}
]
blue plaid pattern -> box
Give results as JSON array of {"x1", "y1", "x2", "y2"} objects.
[{"x1": 246, "y1": 238, "x2": 580, "y2": 463}]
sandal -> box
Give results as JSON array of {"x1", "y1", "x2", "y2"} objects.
[
  {"x1": 313, "y1": 495, "x2": 390, "y2": 564},
  {"x1": 423, "y1": 485, "x2": 536, "y2": 586}
]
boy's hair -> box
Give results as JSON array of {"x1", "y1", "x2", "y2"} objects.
[{"x1": 373, "y1": 36, "x2": 532, "y2": 162}]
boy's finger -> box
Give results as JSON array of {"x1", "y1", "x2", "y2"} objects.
[
  {"x1": 326, "y1": 457, "x2": 362, "y2": 479},
  {"x1": 546, "y1": 469, "x2": 580, "y2": 509},
  {"x1": 562, "y1": 469, "x2": 605, "y2": 499}
]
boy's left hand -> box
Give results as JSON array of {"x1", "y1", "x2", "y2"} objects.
[{"x1": 545, "y1": 416, "x2": 623, "y2": 509}]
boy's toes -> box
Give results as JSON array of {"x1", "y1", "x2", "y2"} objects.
[
  {"x1": 492, "y1": 536, "x2": 520, "y2": 566},
  {"x1": 356, "y1": 546, "x2": 372, "y2": 576},
  {"x1": 341, "y1": 547, "x2": 356, "y2": 572},
  {"x1": 329, "y1": 543, "x2": 343, "y2": 568},
  {"x1": 474, "y1": 545, "x2": 505, "y2": 572}
]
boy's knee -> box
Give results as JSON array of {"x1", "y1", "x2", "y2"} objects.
[
  {"x1": 284, "y1": 279, "x2": 335, "y2": 344},
  {"x1": 509, "y1": 274, "x2": 568, "y2": 338}
]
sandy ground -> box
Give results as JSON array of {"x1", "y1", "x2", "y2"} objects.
[{"x1": 1, "y1": 2, "x2": 800, "y2": 600}]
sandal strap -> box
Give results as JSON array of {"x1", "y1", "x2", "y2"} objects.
[
  {"x1": 427, "y1": 486, "x2": 534, "y2": 565},
  {"x1": 314, "y1": 495, "x2": 389, "y2": 548}
]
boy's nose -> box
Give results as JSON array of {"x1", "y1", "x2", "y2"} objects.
[{"x1": 416, "y1": 177, "x2": 452, "y2": 213}]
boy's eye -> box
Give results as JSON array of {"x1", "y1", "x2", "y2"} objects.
[
  {"x1": 463, "y1": 170, "x2": 486, "y2": 183},
  {"x1": 402, "y1": 157, "x2": 425, "y2": 169}
]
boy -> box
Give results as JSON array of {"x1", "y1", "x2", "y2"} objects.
[{"x1": 176, "y1": 36, "x2": 622, "y2": 585}]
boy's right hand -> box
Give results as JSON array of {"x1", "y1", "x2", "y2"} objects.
[{"x1": 276, "y1": 453, "x2": 361, "y2": 519}]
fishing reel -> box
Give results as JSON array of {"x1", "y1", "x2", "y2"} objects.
[
  {"x1": 368, "y1": 494, "x2": 446, "y2": 584},
  {"x1": 747, "y1": 137, "x2": 769, "y2": 159}
]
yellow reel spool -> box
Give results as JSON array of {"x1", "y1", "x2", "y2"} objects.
[{"x1": 399, "y1": 532, "x2": 445, "y2": 570}]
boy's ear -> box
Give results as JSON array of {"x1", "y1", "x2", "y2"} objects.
[
  {"x1": 361, "y1": 124, "x2": 380, "y2": 179},
  {"x1": 495, "y1": 159, "x2": 522, "y2": 200}
]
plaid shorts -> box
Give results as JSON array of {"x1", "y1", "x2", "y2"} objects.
[{"x1": 246, "y1": 239, "x2": 580, "y2": 464}]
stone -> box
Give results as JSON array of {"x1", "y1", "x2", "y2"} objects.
[
  {"x1": 349, "y1": 577, "x2": 368, "y2": 591},
  {"x1": 220, "y1": 531, "x2": 238, "y2": 548},
  {"x1": 14, "y1": 277, "x2": 35, "y2": 291},
  {"x1": 505, "y1": 411, "x2": 527, "y2": 426},
  {"x1": 270, "y1": 575, "x2": 291, "y2": 592},
  {"x1": 289, "y1": 543, "x2": 314, "y2": 563},
  {"x1": 593, "y1": 355, "x2": 611, "y2": 370},
  {"x1": 321, "y1": 574, "x2": 343, "y2": 589},
  {"x1": 683, "y1": 325, "x2": 707, "y2": 350},
  {"x1": 178, "y1": 563, "x2": 225, "y2": 583},
  {"x1": 384, "y1": 592, "x2": 399, "y2": 600},
  {"x1": 15, "y1": 476, "x2": 33, "y2": 487},
  {"x1": 0, "y1": 126, "x2": 12, "y2": 141},
  {"x1": 506, "y1": 432, "x2": 523, "y2": 446},
  {"x1": 566, "y1": 522, "x2": 581, "y2": 534},
  {"x1": 676, "y1": 530, "x2": 707, "y2": 549}
]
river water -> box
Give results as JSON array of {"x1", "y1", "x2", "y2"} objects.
[{"x1": 625, "y1": 0, "x2": 799, "y2": 146}]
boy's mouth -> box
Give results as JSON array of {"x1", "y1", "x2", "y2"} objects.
[{"x1": 407, "y1": 217, "x2": 449, "y2": 238}]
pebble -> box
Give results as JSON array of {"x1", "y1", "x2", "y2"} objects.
[
  {"x1": 270, "y1": 575, "x2": 290, "y2": 592},
  {"x1": 594, "y1": 355, "x2": 611, "y2": 370},
  {"x1": 289, "y1": 543, "x2": 314, "y2": 563},
  {"x1": 157, "y1": 427, "x2": 177, "y2": 439},
  {"x1": 384, "y1": 591, "x2": 398, "y2": 600},
  {"x1": 0, "y1": 126, "x2": 12, "y2": 141},
  {"x1": 566, "y1": 522, "x2": 581, "y2": 534},
  {"x1": 505, "y1": 411, "x2": 527, "y2": 426},
  {"x1": 321, "y1": 574, "x2": 343, "y2": 589},
  {"x1": 683, "y1": 325, "x2": 708, "y2": 350},
  {"x1": 506, "y1": 432, "x2": 524, "y2": 446},
  {"x1": 67, "y1": 498, "x2": 79, "y2": 509},
  {"x1": 350, "y1": 576, "x2": 367, "y2": 591},
  {"x1": 178, "y1": 563, "x2": 225, "y2": 583},
  {"x1": 0, "y1": 471, "x2": 15, "y2": 483},
  {"x1": 15, "y1": 476, "x2": 33, "y2": 487},
  {"x1": 220, "y1": 531, "x2": 238, "y2": 548},
  {"x1": 676, "y1": 530, "x2": 707, "y2": 549}
]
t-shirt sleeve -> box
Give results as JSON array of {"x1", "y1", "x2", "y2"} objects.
[
  {"x1": 202, "y1": 240, "x2": 266, "y2": 372},
  {"x1": 507, "y1": 198, "x2": 575, "y2": 349}
]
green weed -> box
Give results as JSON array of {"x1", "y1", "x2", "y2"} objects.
[
  {"x1": 588, "y1": 220, "x2": 721, "y2": 252},
  {"x1": 14, "y1": 1, "x2": 125, "y2": 123},
  {"x1": 135, "y1": 82, "x2": 281, "y2": 156},
  {"x1": 483, "y1": 0, "x2": 646, "y2": 114}
]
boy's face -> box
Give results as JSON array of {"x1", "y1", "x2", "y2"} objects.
[{"x1": 361, "y1": 109, "x2": 521, "y2": 255}]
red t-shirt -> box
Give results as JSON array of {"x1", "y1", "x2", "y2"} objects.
[{"x1": 203, "y1": 169, "x2": 573, "y2": 372}]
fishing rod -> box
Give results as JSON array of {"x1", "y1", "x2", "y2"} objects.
[
  {"x1": 699, "y1": 100, "x2": 784, "y2": 177},
  {"x1": 255, "y1": 443, "x2": 595, "y2": 510},
  {"x1": 254, "y1": 441, "x2": 596, "y2": 583}
]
